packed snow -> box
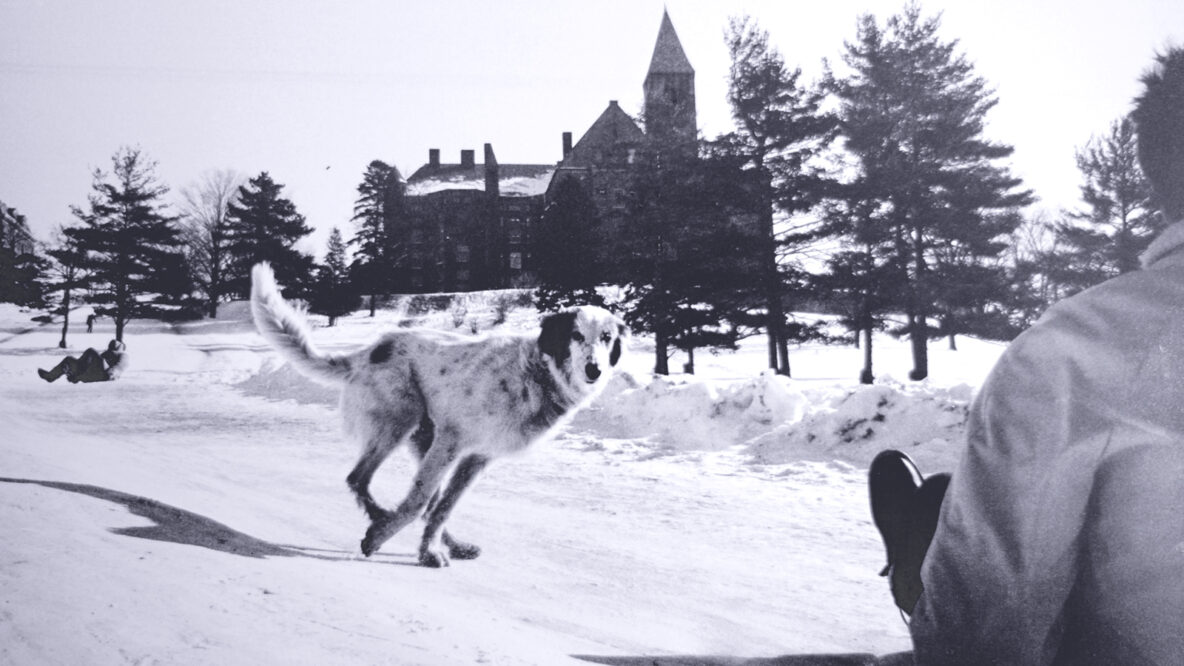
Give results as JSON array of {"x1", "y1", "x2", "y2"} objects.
[{"x1": 0, "y1": 296, "x2": 1006, "y2": 665}]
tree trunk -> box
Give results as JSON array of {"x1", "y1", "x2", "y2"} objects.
[
  {"x1": 685, "y1": 347, "x2": 695, "y2": 375},
  {"x1": 369, "y1": 294, "x2": 376, "y2": 317},
  {"x1": 115, "y1": 317, "x2": 125, "y2": 343},
  {"x1": 58, "y1": 289, "x2": 71, "y2": 348},
  {"x1": 777, "y1": 332, "x2": 791, "y2": 377},
  {"x1": 908, "y1": 227, "x2": 929, "y2": 381},
  {"x1": 208, "y1": 296, "x2": 218, "y2": 319},
  {"x1": 860, "y1": 325, "x2": 874, "y2": 385},
  {"x1": 908, "y1": 312, "x2": 928, "y2": 381},
  {"x1": 654, "y1": 328, "x2": 670, "y2": 375},
  {"x1": 948, "y1": 333, "x2": 957, "y2": 351}
]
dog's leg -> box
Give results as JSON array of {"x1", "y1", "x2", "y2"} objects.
[
  {"x1": 419, "y1": 454, "x2": 489, "y2": 567},
  {"x1": 347, "y1": 413, "x2": 420, "y2": 521},
  {"x1": 411, "y1": 417, "x2": 475, "y2": 558},
  {"x1": 360, "y1": 430, "x2": 458, "y2": 557}
]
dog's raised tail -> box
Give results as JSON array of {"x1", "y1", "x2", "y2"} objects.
[{"x1": 250, "y1": 262, "x2": 351, "y2": 384}]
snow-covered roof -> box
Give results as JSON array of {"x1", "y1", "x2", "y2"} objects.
[{"x1": 405, "y1": 164, "x2": 555, "y2": 197}]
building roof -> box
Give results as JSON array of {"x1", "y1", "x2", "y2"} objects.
[
  {"x1": 406, "y1": 163, "x2": 555, "y2": 197},
  {"x1": 647, "y1": 10, "x2": 694, "y2": 76},
  {"x1": 564, "y1": 101, "x2": 646, "y2": 166}
]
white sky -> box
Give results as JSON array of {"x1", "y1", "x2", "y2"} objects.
[{"x1": 2, "y1": 0, "x2": 1182, "y2": 253}]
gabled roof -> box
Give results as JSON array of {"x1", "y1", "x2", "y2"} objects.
[
  {"x1": 406, "y1": 163, "x2": 555, "y2": 197},
  {"x1": 565, "y1": 101, "x2": 646, "y2": 165},
  {"x1": 647, "y1": 10, "x2": 694, "y2": 76}
]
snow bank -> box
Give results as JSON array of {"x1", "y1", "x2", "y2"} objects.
[
  {"x1": 575, "y1": 370, "x2": 810, "y2": 452},
  {"x1": 577, "y1": 373, "x2": 974, "y2": 472},
  {"x1": 747, "y1": 381, "x2": 973, "y2": 472}
]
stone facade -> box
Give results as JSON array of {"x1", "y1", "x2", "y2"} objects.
[{"x1": 400, "y1": 10, "x2": 697, "y2": 292}]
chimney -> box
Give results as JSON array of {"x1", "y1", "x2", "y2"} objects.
[
  {"x1": 461, "y1": 149, "x2": 475, "y2": 168},
  {"x1": 484, "y1": 143, "x2": 499, "y2": 196},
  {"x1": 429, "y1": 148, "x2": 440, "y2": 167},
  {"x1": 562, "y1": 131, "x2": 572, "y2": 158}
]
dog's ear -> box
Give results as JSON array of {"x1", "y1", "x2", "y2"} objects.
[
  {"x1": 610, "y1": 318, "x2": 627, "y2": 367},
  {"x1": 538, "y1": 311, "x2": 576, "y2": 364}
]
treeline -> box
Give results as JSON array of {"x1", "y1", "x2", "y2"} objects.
[
  {"x1": 0, "y1": 4, "x2": 1164, "y2": 380},
  {"x1": 532, "y1": 5, "x2": 1163, "y2": 381}
]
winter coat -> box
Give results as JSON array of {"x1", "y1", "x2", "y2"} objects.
[
  {"x1": 73, "y1": 346, "x2": 126, "y2": 383},
  {"x1": 909, "y1": 221, "x2": 1184, "y2": 665}
]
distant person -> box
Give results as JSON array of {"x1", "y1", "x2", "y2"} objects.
[
  {"x1": 86, "y1": 313, "x2": 96, "y2": 333},
  {"x1": 38, "y1": 339, "x2": 127, "y2": 384},
  {"x1": 869, "y1": 46, "x2": 1184, "y2": 665}
]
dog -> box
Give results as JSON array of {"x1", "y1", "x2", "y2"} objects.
[{"x1": 249, "y1": 262, "x2": 626, "y2": 566}]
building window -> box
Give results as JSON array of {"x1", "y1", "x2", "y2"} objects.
[
  {"x1": 509, "y1": 252, "x2": 522, "y2": 270},
  {"x1": 456, "y1": 244, "x2": 470, "y2": 263}
]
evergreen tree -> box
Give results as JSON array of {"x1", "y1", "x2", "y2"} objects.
[
  {"x1": 349, "y1": 160, "x2": 405, "y2": 316},
  {"x1": 829, "y1": 4, "x2": 1032, "y2": 380},
  {"x1": 816, "y1": 191, "x2": 904, "y2": 384},
  {"x1": 722, "y1": 15, "x2": 838, "y2": 377},
  {"x1": 620, "y1": 147, "x2": 753, "y2": 375},
  {"x1": 309, "y1": 227, "x2": 359, "y2": 326},
  {"x1": 178, "y1": 170, "x2": 242, "y2": 318},
  {"x1": 223, "y1": 172, "x2": 315, "y2": 299},
  {"x1": 1, "y1": 202, "x2": 48, "y2": 308},
  {"x1": 66, "y1": 146, "x2": 183, "y2": 341},
  {"x1": 1050, "y1": 116, "x2": 1159, "y2": 294},
  {"x1": 532, "y1": 177, "x2": 606, "y2": 312}
]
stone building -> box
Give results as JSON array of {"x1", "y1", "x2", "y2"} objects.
[{"x1": 400, "y1": 9, "x2": 697, "y2": 292}]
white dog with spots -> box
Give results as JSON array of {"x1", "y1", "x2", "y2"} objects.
[{"x1": 249, "y1": 263, "x2": 626, "y2": 566}]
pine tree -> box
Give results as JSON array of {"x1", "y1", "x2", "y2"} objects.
[
  {"x1": 619, "y1": 147, "x2": 753, "y2": 375},
  {"x1": 349, "y1": 160, "x2": 405, "y2": 316},
  {"x1": 722, "y1": 15, "x2": 838, "y2": 377},
  {"x1": 223, "y1": 172, "x2": 315, "y2": 299},
  {"x1": 816, "y1": 191, "x2": 904, "y2": 384},
  {"x1": 532, "y1": 177, "x2": 606, "y2": 312},
  {"x1": 1, "y1": 202, "x2": 48, "y2": 308},
  {"x1": 829, "y1": 4, "x2": 1032, "y2": 379},
  {"x1": 1050, "y1": 116, "x2": 1159, "y2": 294},
  {"x1": 309, "y1": 227, "x2": 358, "y2": 326},
  {"x1": 66, "y1": 146, "x2": 183, "y2": 341}
]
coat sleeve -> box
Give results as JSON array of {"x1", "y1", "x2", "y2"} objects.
[{"x1": 908, "y1": 323, "x2": 1108, "y2": 665}]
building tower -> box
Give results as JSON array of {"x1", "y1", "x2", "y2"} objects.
[{"x1": 642, "y1": 10, "x2": 697, "y2": 145}]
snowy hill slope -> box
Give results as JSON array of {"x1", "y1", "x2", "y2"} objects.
[{"x1": 0, "y1": 298, "x2": 1005, "y2": 665}]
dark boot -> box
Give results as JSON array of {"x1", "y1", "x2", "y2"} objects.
[
  {"x1": 38, "y1": 365, "x2": 64, "y2": 382},
  {"x1": 869, "y1": 450, "x2": 949, "y2": 616}
]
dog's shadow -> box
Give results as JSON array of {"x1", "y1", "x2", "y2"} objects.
[{"x1": 0, "y1": 477, "x2": 416, "y2": 565}]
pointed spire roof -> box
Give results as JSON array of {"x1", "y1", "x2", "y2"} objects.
[{"x1": 647, "y1": 10, "x2": 694, "y2": 76}]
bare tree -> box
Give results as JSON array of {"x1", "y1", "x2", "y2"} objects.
[
  {"x1": 178, "y1": 170, "x2": 243, "y2": 318},
  {"x1": 44, "y1": 226, "x2": 88, "y2": 348}
]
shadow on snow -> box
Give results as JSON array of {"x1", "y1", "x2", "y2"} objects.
[{"x1": 0, "y1": 477, "x2": 415, "y2": 565}]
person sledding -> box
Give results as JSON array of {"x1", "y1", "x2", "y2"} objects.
[
  {"x1": 38, "y1": 339, "x2": 128, "y2": 384},
  {"x1": 867, "y1": 46, "x2": 1184, "y2": 665}
]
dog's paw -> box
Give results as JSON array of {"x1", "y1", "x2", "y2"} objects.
[
  {"x1": 447, "y1": 541, "x2": 481, "y2": 560},
  {"x1": 360, "y1": 519, "x2": 394, "y2": 557},
  {"x1": 418, "y1": 548, "x2": 450, "y2": 568}
]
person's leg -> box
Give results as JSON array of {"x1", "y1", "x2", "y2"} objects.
[
  {"x1": 38, "y1": 356, "x2": 79, "y2": 382},
  {"x1": 869, "y1": 450, "x2": 949, "y2": 616},
  {"x1": 69, "y1": 348, "x2": 104, "y2": 382}
]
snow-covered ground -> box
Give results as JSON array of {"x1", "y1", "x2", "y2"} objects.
[{"x1": 0, "y1": 297, "x2": 1006, "y2": 665}]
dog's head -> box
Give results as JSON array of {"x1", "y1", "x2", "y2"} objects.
[{"x1": 538, "y1": 306, "x2": 627, "y2": 387}]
